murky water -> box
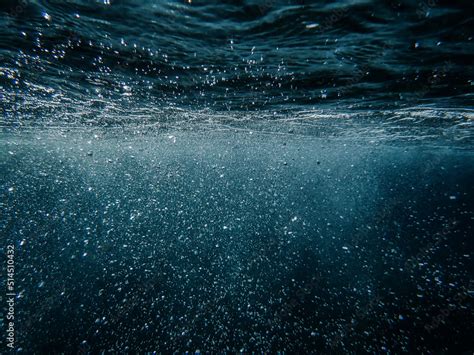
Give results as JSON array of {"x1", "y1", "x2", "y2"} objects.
[{"x1": 1, "y1": 0, "x2": 473, "y2": 353}]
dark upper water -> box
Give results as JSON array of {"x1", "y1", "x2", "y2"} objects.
[
  {"x1": 1, "y1": 1, "x2": 474, "y2": 354},
  {"x1": 1, "y1": 0, "x2": 473, "y2": 121}
]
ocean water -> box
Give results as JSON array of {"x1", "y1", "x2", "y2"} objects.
[{"x1": 1, "y1": 0, "x2": 473, "y2": 353}]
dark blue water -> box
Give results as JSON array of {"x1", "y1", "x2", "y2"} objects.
[
  {"x1": 1, "y1": 0, "x2": 473, "y2": 353},
  {"x1": 1, "y1": 0, "x2": 473, "y2": 117}
]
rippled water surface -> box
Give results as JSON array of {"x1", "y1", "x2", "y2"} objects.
[
  {"x1": 1, "y1": 0, "x2": 473, "y2": 353},
  {"x1": 1, "y1": 0, "x2": 473, "y2": 116}
]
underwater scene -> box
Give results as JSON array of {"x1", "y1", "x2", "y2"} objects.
[{"x1": 1, "y1": 0, "x2": 473, "y2": 353}]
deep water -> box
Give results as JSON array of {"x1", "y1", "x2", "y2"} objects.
[
  {"x1": 1, "y1": 0, "x2": 474, "y2": 353},
  {"x1": 1, "y1": 126, "x2": 473, "y2": 353}
]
